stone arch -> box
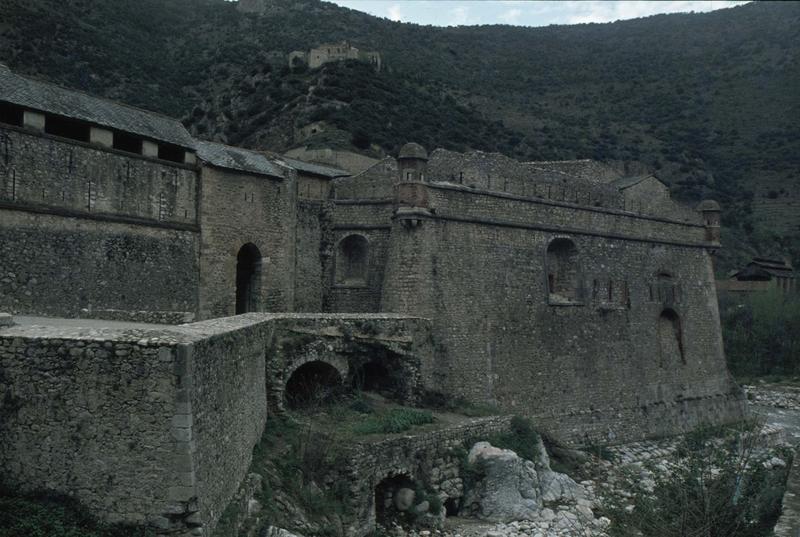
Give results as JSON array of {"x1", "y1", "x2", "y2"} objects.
[
  {"x1": 658, "y1": 308, "x2": 685, "y2": 365},
  {"x1": 335, "y1": 233, "x2": 369, "y2": 286},
  {"x1": 235, "y1": 243, "x2": 263, "y2": 314},
  {"x1": 284, "y1": 359, "x2": 345, "y2": 409},
  {"x1": 546, "y1": 237, "x2": 580, "y2": 302}
]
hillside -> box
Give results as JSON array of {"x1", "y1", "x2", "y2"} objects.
[{"x1": 0, "y1": 0, "x2": 798, "y2": 270}]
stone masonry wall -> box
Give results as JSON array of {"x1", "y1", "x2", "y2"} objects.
[
  {"x1": 0, "y1": 126, "x2": 198, "y2": 226},
  {"x1": 0, "y1": 316, "x2": 269, "y2": 536},
  {"x1": 0, "y1": 208, "x2": 199, "y2": 321},
  {"x1": 198, "y1": 166, "x2": 296, "y2": 319},
  {"x1": 293, "y1": 200, "x2": 328, "y2": 312},
  {"x1": 0, "y1": 327, "x2": 181, "y2": 527},
  {"x1": 381, "y1": 185, "x2": 746, "y2": 445}
]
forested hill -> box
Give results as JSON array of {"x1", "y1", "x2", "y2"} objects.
[{"x1": 0, "y1": 0, "x2": 798, "y2": 269}]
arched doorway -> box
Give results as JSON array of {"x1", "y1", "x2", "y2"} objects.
[
  {"x1": 285, "y1": 360, "x2": 344, "y2": 409},
  {"x1": 236, "y1": 243, "x2": 262, "y2": 314}
]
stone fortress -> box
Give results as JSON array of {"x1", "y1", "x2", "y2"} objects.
[
  {"x1": 289, "y1": 41, "x2": 381, "y2": 71},
  {"x1": 0, "y1": 64, "x2": 747, "y2": 535}
]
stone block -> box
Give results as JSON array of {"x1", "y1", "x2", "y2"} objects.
[
  {"x1": 184, "y1": 151, "x2": 197, "y2": 165},
  {"x1": 23, "y1": 110, "x2": 45, "y2": 131},
  {"x1": 0, "y1": 313, "x2": 14, "y2": 327},
  {"x1": 90, "y1": 127, "x2": 113, "y2": 147},
  {"x1": 142, "y1": 140, "x2": 159, "y2": 158}
]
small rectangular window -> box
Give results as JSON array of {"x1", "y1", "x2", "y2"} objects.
[
  {"x1": 45, "y1": 114, "x2": 90, "y2": 142},
  {"x1": 158, "y1": 143, "x2": 185, "y2": 163},
  {"x1": 113, "y1": 131, "x2": 142, "y2": 154},
  {"x1": 0, "y1": 102, "x2": 23, "y2": 126}
]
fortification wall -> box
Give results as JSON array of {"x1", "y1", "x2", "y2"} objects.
[
  {"x1": 0, "y1": 127, "x2": 198, "y2": 225},
  {"x1": 294, "y1": 200, "x2": 327, "y2": 312},
  {"x1": 199, "y1": 166, "x2": 296, "y2": 319},
  {"x1": 382, "y1": 187, "x2": 745, "y2": 445},
  {"x1": 0, "y1": 208, "x2": 198, "y2": 321},
  {"x1": 0, "y1": 316, "x2": 269, "y2": 536}
]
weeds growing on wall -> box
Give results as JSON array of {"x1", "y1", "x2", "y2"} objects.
[
  {"x1": 605, "y1": 420, "x2": 791, "y2": 537},
  {"x1": 487, "y1": 416, "x2": 541, "y2": 462},
  {"x1": 720, "y1": 289, "x2": 800, "y2": 378},
  {"x1": 0, "y1": 488, "x2": 154, "y2": 537}
]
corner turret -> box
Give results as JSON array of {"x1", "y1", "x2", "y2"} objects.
[{"x1": 397, "y1": 142, "x2": 428, "y2": 183}]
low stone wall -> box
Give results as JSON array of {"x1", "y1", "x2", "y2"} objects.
[
  {"x1": 331, "y1": 416, "x2": 513, "y2": 536},
  {"x1": 0, "y1": 315, "x2": 269, "y2": 536}
]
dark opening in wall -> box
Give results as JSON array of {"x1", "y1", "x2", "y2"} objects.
[
  {"x1": 285, "y1": 360, "x2": 343, "y2": 409},
  {"x1": 236, "y1": 243, "x2": 262, "y2": 314},
  {"x1": 375, "y1": 474, "x2": 416, "y2": 526},
  {"x1": 546, "y1": 237, "x2": 580, "y2": 303},
  {"x1": 336, "y1": 234, "x2": 369, "y2": 286},
  {"x1": 658, "y1": 308, "x2": 685, "y2": 365},
  {"x1": 158, "y1": 143, "x2": 185, "y2": 163},
  {"x1": 113, "y1": 131, "x2": 142, "y2": 154},
  {"x1": 444, "y1": 497, "x2": 460, "y2": 516},
  {"x1": 0, "y1": 102, "x2": 23, "y2": 126},
  {"x1": 45, "y1": 114, "x2": 90, "y2": 142}
]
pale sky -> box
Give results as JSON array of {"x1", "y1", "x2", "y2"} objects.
[{"x1": 329, "y1": 1, "x2": 750, "y2": 27}]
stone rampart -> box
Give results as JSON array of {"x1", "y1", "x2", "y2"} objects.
[{"x1": 382, "y1": 193, "x2": 746, "y2": 445}]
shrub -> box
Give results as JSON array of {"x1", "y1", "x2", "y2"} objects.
[
  {"x1": 607, "y1": 421, "x2": 791, "y2": 537},
  {"x1": 488, "y1": 416, "x2": 541, "y2": 462},
  {"x1": 353, "y1": 408, "x2": 435, "y2": 435}
]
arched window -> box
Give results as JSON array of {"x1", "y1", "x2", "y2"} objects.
[
  {"x1": 658, "y1": 308, "x2": 685, "y2": 365},
  {"x1": 235, "y1": 243, "x2": 262, "y2": 314},
  {"x1": 336, "y1": 234, "x2": 369, "y2": 286},
  {"x1": 546, "y1": 238, "x2": 580, "y2": 303}
]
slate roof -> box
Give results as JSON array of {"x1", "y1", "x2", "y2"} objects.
[
  {"x1": 196, "y1": 141, "x2": 286, "y2": 179},
  {"x1": 0, "y1": 64, "x2": 194, "y2": 148},
  {"x1": 611, "y1": 175, "x2": 657, "y2": 190},
  {"x1": 279, "y1": 156, "x2": 349, "y2": 178}
]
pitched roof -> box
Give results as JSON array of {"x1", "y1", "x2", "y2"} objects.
[
  {"x1": 278, "y1": 156, "x2": 349, "y2": 178},
  {"x1": 734, "y1": 258, "x2": 795, "y2": 280},
  {"x1": 0, "y1": 64, "x2": 194, "y2": 148},
  {"x1": 196, "y1": 141, "x2": 286, "y2": 179}
]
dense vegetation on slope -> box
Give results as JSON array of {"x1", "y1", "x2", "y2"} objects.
[{"x1": 1, "y1": 0, "x2": 798, "y2": 268}]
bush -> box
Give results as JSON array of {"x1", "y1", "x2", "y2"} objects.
[
  {"x1": 721, "y1": 289, "x2": 800, "y2": 377},
  {"x1": 488, "y1": 416, "x2": 541, "y2": 462}
]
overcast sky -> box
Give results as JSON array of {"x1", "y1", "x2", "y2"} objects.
[{"x1": 328, "y1": 1, "x2": 749, "y2": 27}]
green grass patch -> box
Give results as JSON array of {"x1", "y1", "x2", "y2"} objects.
[{"x1": 352, "y1": 408, "x2": 435, "y2": 435}]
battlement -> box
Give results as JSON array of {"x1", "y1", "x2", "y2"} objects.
[{"x1": 289, "y1": 41, "x2": 381, "y2": 71}]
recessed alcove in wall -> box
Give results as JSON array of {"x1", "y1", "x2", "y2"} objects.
[
  {"x1": 546, "y1": 237, "x2": 581, "y2": 304},
  {"x1": 375, "y1": 473, "x2": 416, "y2": 526},
  {"x1": 285, "y1": 360, "x2": 344, "y2": 409},
  {"x1": 658, "y1": 308, "x2": 685, "y2": 365},
  {"x1": 335, "y1": 234, "x2": 369, "y2": 287}
]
